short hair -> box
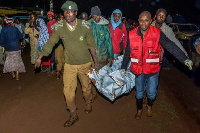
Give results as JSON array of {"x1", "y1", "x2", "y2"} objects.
[
  {"x1": 139, "y1": 11, "x2": 151, "y2": 18},
  {"x1": 156, "y1": 8, "x2": 167, "y2": 15},
  {"x1": 81, "y1": 12, "x2": 88, "y2": 16},
  {"x1": 15, "y1": 17, "x2": 20, "y2": 21},
  {"x1": 30, "y1": 12, "x2": 36, "y2": 17}
]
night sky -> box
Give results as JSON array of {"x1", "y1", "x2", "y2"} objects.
[{"x1": 1, "y1": 0, "x2": 200, "y2": 22}]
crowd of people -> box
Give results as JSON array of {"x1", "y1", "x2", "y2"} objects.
[{"x1": 0, "y1": 0, "x2": 194, "y2": 128}]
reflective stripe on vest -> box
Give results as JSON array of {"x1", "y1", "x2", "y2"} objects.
[
  {"x1": 146, "y1": 58, "x2": 159, "y2": 63},
  {"x1": 131, "y1": 58, "x2": 139, "y2": 63}
]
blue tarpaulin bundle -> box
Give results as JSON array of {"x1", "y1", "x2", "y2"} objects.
[{"x1": 88, "y1": 55, "x2": 135, "y2": 101}]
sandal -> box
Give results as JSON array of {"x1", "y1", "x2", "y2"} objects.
[{"x1": 11, "y1": 72, "x2": 15, "y2": 79}]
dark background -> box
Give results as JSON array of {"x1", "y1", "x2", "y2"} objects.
[{"x1": 1, "y1": 0, "x2": 200, "y2": 22}]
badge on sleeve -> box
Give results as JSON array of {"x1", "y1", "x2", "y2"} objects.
[{"x1": 79, "y1": 36, "x2": 84, "y2": 41}]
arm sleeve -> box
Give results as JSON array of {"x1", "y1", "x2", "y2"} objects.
[
  {"x1": 105, "y1": 25, "x2": 114, "y2": 59},
  {"x1": 86, "y1": 28, "x2": 96, "y2": 49},
  {"x1": 41, "y1": 30, "x2": 60, "y2": 56},
  {"x1": 17, "y1": 29, "x2": 23, "y2": 40},
  {"x1": 167, "y1": 28, "x2": 188, "y2": 56},
  {"x1": 159, "y1": 31, "x2": 188, "y2": 64},
  {"x1": 123, "y1": 24, "x2": 128, "y2": 48},
  {"x1": 121, "y1": 33, "x2": 131, "y2": 70},
  {"x1": 0, "y1": 30, "x2": 5, "y2": 47}
]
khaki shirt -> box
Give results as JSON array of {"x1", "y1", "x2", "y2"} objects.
[{"x1": 41, "y1": 19, "x2": 96, "y2": 65}]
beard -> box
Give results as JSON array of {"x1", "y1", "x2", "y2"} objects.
[{"x1": 156, "y1": 20, "x2": 164, "y2": 25}]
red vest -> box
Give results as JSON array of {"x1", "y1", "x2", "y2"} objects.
[
  {"x1": 109, "y1": 23, "x2": 127, "y2": 54},
  {"x1": 129, "y1": 25, "x2": 162, "y2": 75}
]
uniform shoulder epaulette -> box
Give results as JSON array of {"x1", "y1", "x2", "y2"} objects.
[
  {"x1": 81, "y1": 20, "x2": 90, "y2": 29},
  {"x1": 55, "y1": 20, "x2": 64, "y2": 30}
]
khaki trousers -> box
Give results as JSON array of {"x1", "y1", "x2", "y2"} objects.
[{"x1": 63, "y1": 62, "x2": 92, "y2": 112}]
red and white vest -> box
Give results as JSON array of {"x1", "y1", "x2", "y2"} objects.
[{"x1": 129, "y1": 25, "x2": 162, "y2": 75}]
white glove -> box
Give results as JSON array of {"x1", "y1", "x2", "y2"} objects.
[
  {"x1": 184, "y1": 59, "x2": 193, "y2": 70},
  {"x1": 121, "y1": 69, "x2": 126, "y2": 75}
]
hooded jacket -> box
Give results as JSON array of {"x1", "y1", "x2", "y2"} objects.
[{"x1": 109, "y1": 9, "x2": 127, "y2": 54}]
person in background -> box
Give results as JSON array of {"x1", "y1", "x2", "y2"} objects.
[
  {"x1": 109, "y1": 9, "x2": 127, "y2": 58},
  {"x1": 55, "y1": 14, "x2": 65, "y2": 79},
  {"x1": 47, "y1": 11, "x2": 57, "y2": 36},
  {"x1": 35, "y1": 1, "x2": 98, "y2": 127},
  {"x1": 25, "y1": 12, "x2": 39, "y2": 65},
  {"x1": 122, "y1": 11, "x2": 193, "y2": 120},
  {"x1": 36, "y1": 18, "x2": 49, "y2": 52},
  {"x1": 47, "y1": 11, "x2": 57, "y2": 72},
  {"x1": 0, "y1": 17, "x2": 4, "y2": 66},
  {"x1": 127, "y1": 19, "x2": 134, "y2": 31},
  {"x1": 57, "y1": 13, "x2": 64, "y2": 21},
  {"x1": 0, "y1": 17, "x2": 25, "y2": 80},
  {"x1": 14, "y1": 17, "x2": 25, "y2": 55},
  {"x1": 14, "y1": 17, "x2": 25, "y2": 36},
  {"x1": 80, "y1": 12, "x2": 89, "y2": 21},
  {"x1": 151, "y1": 8, "x2": 188, "y2": 70}
]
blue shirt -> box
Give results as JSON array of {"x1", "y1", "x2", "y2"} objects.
[{"x1": 0, "y1": 25, "x2": 23, "y2": 51}]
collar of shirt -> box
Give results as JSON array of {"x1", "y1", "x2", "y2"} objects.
[{"x1": 66, "y1": 23, "x2": 74, "y2": 30}]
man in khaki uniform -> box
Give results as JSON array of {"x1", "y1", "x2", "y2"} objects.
[
  {"x1": 25, "y1": 13, "x2": 39, "y2": 64},
  {"x1": 35, "y1": 1, "x2": 98, "y2": 127}
]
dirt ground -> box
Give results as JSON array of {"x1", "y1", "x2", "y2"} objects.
[{"x1": 0, "y1": 46, "x2": 200, "y2": 133}]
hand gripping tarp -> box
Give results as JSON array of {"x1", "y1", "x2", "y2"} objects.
[{"x1": 87, "y1": 55, "x2": 135, "y2": 101}]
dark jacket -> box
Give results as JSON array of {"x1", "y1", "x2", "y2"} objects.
[{"x1": 0, "y1": 25, "x2": 23, "y2": 51}]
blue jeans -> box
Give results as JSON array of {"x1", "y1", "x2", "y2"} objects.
[{"x1": 135, "y1": 72, "x2": 159, "y2": 100}]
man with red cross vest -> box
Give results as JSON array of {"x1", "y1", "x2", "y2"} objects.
[{"x1": 121, "y1": 11, "x2": 193, "y2": 120}]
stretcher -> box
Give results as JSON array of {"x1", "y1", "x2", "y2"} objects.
[{"x1": 87, "y1": 55, "x2": 135, "y2": 101}]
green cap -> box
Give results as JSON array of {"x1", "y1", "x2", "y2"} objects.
[{"x1": 61, "y1": 1, "x2": 78, "y2": 11}]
